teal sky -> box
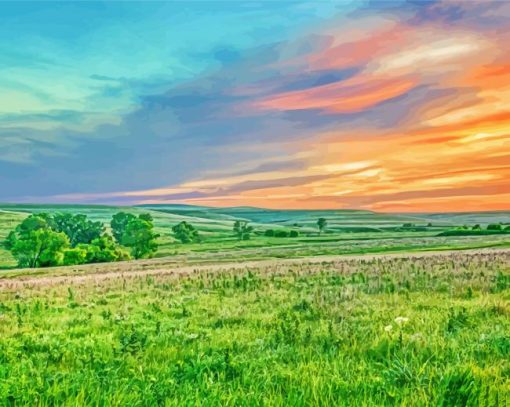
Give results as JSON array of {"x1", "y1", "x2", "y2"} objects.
[
  {"x1": 2, "y1": 1, "x2": 509, "y2": 211},
  {"x1": 1, "y1": 2, "x2": 345, "y2": 132}
]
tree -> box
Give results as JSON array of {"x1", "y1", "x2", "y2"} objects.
[
  {"x1": 121, "y1": 217, "x2": 159, "y2": 259},
  {"x1": 317, "y1": 218, "x2": 328, "y2": 235},
  {"x1": 233, "y1": 220, "x2": 253, "y2": 241},
  {"x1": 487, "y1": 224, "x2": 503, "y2": 231},
  {"x1": 53, "y1": 213, "x2": 104, "y2": 247},
  {"x1": 80, "y1": 235, "x2": 131, "y2": 263},
  {"x1": 111, "y1": 212, "x2": 137, "y2": 243},
  {"x1": 275, "y1": 230, "x2": 290, "y2": 238},
  {"x1": 3, "y1": 214, "x2": 70, "y2": 268},
  {"x1": 172, "y1": 221, "x2": 200, "y2": 243},
  {"x1": 11, "y1": 229, "x2": 69, "y2": 268}
]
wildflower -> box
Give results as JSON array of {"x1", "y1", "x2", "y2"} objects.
[
  {"x1": 394, "y1": 316, "x2": 409, "y2": 326},
  {"x1": 384, "y1": 324, "x2": 393, "y2": 333}
]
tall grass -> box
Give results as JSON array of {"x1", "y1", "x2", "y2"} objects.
[{"x1": 0, "y1": 251, "x2": 509, "y2": 405}]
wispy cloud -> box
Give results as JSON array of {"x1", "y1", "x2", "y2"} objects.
[{"x1": 2, "y1": 1, "x2": 510, "y2": 211}]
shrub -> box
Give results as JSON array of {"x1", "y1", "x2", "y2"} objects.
[
  {"x1": 289, "y1": 230, "x2": 299, "y2": 238},
  {"x1": 264, "y1": 229, "x2": 275, "y2": 237},
  {"x1": 275, "y1": 230, "x2": 290, "y2": 238},
  {"x1": 85, "y1": 235, "x2": 132, "y2": 263},
  {"x1": 63, "y1": 247, "x2": 88, "y2": 266}
]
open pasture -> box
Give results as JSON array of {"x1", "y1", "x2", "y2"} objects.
[
  {"x1": 0, "y1": 250, "x2": 509, "y2": 405},
  {"x1": 1, "y1": 204, "x2": 510, "y2": 270}
]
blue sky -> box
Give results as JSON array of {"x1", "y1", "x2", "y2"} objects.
[
  {"x1": 1, "y1": 1, "x2": 509, "y2": 211},
  {"x1": 1, "y1": 1, "x2": 352, "y2": 198}
]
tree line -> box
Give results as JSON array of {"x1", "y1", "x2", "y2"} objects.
[
  {"x1": 4, "y1": 213, "x2": 330, "y2": 269},
  {"x1": 4, "y1": 212, "x2": 159, "y2": 268}
]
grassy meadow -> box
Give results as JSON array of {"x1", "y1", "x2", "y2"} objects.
[
  {"x1": 0, "y1": 250, "x2": 509, "y2": 405},
  {"x1": 1, "y1": 204, "x2": 510, "y2": 405},
  {"x1": 1, "y1": 203, "x2": 510, "y2": 269}
]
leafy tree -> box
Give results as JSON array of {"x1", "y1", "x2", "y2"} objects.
[
  {"x1": 80, "y1": 235, "x2": 131, "y2": 263},
  {"x1": 3, "y1": 214, "x2": 70, "y2": 268},
  {"x1": 138, "y1": 213, "x2": 154, "y2": 223},
  {"x1": 14, "y1": 213, "x2": 49, "y2": 236},
  {"x1": 172, "y1": 221, "x2": 200, "y2": 243},
  {"x1": 53, "y1": 213, "x2": 104, "y2": 247},
  {"x1": 289, "y1": 230, "x2": 299, "y2": 238},
  {"x1": 12, "y1": 229, "x2": 69, "y2": 268},
  {"x1": 317, "y1": 218, "x2": 328, "y2": 235},
  {"x1": 121, "y1": 217, "x2": 159, "y2": 259},
  {"x1": 264, "y1": 229, "x2": 275, "y2": 237},
  {"x1": 111, "y1": 212, "x2": 137, "y2": 243},
  {"x1": 4, "y1": 231, "x2": 17, "y2": 251},
  {"x1": 5, "y1": 213, "x2": 132, "y2": 268},
  {"x1": 233, "y1": 220, "x2": 253, "y2": 241},
  {"x1": 487, "y1": 224, "x2": 503, "y2": 231},
  {"x1": 63, "y1": 247, "x2": 88, "y2": 266}
]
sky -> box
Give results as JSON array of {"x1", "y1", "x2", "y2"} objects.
[{"x1": 1, "y1": 0, "x2": 509, "y2": 212}]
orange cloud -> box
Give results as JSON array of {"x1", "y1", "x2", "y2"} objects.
[
  {"x1": 72, "y1": 9, "x2": 510, "y2": 213},
  {"x1": 255, "y1": 74, "x2": 416, "y2": 113}
]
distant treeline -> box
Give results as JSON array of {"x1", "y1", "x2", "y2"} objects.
[{"x1": 438, "y1": 223, "x2": 510, "y2": 236}]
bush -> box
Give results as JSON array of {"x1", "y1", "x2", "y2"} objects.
[
  {"x1": 83, "y1": 235, "x2": 132, "y2": 263},
  {"x1": 264, "y1": 229, "x2": 275, "y2": 237},
  {"x1": 275, "y1": 230, "x2": 290, "y2": 238},
  {"x1": 289, "y1": 230, "x2": 299, "y2": 238},
  {"x1": 63, "y1": 247, "x2": 88, "y2": 266},
  {"x1": 487, "y1": 224, "x2": 503, "y2": 231}
]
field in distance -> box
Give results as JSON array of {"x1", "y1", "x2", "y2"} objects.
[{"x1": 1, "y1": 203, "x2": 510, "y2": 270}]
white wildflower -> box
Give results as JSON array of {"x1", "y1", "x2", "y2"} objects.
[
  {"x1": 394, "y1": 316, "x2": 409, "y2": 326},
  {"x1": 384, "y1": 324, "x2": 393, "y2": 333}
]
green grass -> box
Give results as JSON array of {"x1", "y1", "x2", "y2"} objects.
[
  {"x1": 1, "y1": 203, "x2": 510, "y2": 270},
  {"x1": 0, "y1": 251, "x2": 509, "y2": 405}
]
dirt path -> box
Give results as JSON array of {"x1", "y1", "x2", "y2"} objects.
[{"x1": 1, "y1": 248, "x2": 509, "y2": 291}]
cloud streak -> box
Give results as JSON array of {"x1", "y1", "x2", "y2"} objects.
[{"x1": 1, "y1": 1, "x2": 509, "y2": 212}]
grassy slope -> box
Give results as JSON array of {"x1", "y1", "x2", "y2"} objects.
[
  {"x1": 1, "y1": 204, "x2": 510, "y2": 270},
  {"x1": 0, "y1": 251, "x2": 508, "y2": 405}
]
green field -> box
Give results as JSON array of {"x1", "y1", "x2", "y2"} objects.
[
  {"x1": 1, "y1": 203, "x2": 510, "y2": 270},
  {"x1": 0, "y1": 250, "x2": 509, "y2": 405},
  {"x1": 1, "y1": 204, "x2": 510, "y2": 405}
]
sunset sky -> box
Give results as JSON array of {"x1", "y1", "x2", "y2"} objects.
[{"x1": 1, "y1": 1, "x2": 509, "y2": 212}]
